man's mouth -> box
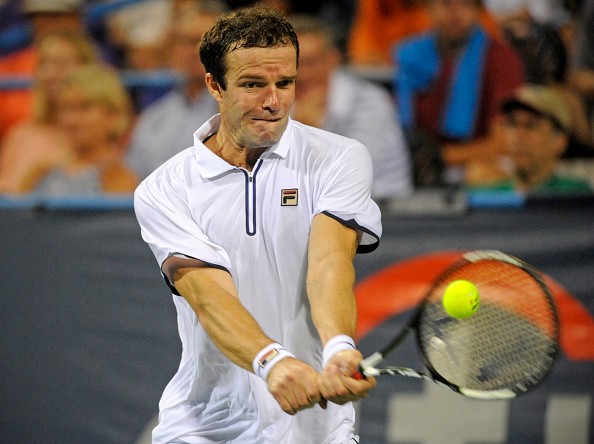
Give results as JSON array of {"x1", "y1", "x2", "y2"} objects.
[{"x1": 252, "y1": 117, "x2": 281, "y2": 122}]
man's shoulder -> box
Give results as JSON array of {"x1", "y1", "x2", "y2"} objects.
[
  {"x1": 287, "y1": 120, "x2": 372, "y2": 168},
  {"x1": 139, "y1": 147, "x2": 195, "y2": 188},
  {"x1": 396, "y1": 31, "x2": 433, "y2": 52},
  {"x1": 290, "y1": 120, "x2": 362, "y2": 150}
]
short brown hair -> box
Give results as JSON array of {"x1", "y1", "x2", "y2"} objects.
[{"x1": 199, "y1": 7, "x2": 298, "y2": 89}]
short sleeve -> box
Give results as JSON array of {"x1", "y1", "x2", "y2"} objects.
[
  {"x1": 313, "y1": 142, "x2": 382, "y2": 253},
  {"x1": 134, "y1": 176, "x2": 231, "y2": 273}
]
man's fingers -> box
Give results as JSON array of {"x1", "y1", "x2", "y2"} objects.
[
  {"x1": 267, "y1": 358, "x2": 322, "y2": 414},
  {"x1": 319, "y1": 366, "x2": 351, "y2": 400},
  {"x1": 319, "y1": 364, "x2": 377, "y2": 405}
]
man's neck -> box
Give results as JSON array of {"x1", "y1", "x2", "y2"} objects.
[
  {"x1": 437, "y1": 31, "x2": 472, "y2": 57},
  {"x1": 203, "y1": 131, "x2": 267, "y2": 171}
]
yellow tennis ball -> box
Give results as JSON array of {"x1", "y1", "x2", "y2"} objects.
[{"x1": 442, "y1": 280, "x2": 480, "y2": 319}]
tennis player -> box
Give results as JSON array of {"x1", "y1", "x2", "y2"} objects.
[{"x1": 134, "y1": 7, "x2": 381, "y2": 443}]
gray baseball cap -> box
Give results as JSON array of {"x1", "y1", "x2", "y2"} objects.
[{"x1": 501, "y1": 84, "x2": 571, "y2": 133}]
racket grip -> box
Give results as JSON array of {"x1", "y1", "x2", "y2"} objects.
[
  {"x1": 353, "y1": 352, "x2": 383, "y2": 379},
  {"x1": 353, "y1": 366, "x2": 367, "y2": 380}
]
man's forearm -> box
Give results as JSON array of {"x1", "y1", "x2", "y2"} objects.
[
  {"x1": 307, "y1": 253, "x2": 358, "y2": 344},
  {"x1": 174, "y1": 267, "x2": 274, "y2": 371},
  {"x1": 307, "y1": 214, "x2": 359, "y2": 345}
]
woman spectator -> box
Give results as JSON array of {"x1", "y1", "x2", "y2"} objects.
[
  {"x1": 34, "y1": 64, "x2": 138, "y2": 195},
  {"x1": 0, "y1": 30, "x2": 98, "y2": 193}
]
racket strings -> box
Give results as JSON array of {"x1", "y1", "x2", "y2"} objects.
[
  {"x1": 417, "y1": 259, "x2": 558, "y2": 393},
  {"x1": 428, "y1": 261, "x2": 556, "y2": 336}
]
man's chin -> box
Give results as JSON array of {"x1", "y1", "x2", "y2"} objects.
[{"x1": 249, "y1": 122, "x2": 287, "y2": 147}]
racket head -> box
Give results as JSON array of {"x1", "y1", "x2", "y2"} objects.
[{"x1": 414, "y1": 250, "x2": 559, "y2": 399}]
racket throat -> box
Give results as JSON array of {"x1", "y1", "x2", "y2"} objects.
[{"x1": 360, "y1": 351, "x2": 384, "y2": 376}]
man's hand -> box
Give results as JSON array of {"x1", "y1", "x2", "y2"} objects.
[
  {"x1": 266, "y1": 357, "x2": 323, "y2": 415},
  {"x1": 318, "y1": 349, "x2": 377, "y2": 405}
]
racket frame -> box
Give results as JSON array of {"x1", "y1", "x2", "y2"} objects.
[{"x1": 357, "y1": 250, "x2": 559, "y2": 400}]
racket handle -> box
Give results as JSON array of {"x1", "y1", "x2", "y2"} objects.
[
  {"x1": 353, "y1": 366, "x2": 367, "y2": 380},
  {"x1": 353, "y1": 352, "x2": 383, "y2": 379}
]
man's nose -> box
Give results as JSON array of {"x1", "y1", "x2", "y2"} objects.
[{"x1": 263, "y1": 86, "x2": 280, "y2": 111}]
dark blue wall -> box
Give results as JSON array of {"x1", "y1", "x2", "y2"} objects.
[{"x1": 1, "y1": 198, "x2": 592, "y2": 443}]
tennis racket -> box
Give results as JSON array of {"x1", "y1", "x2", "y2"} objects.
[{"x1": 355, "y1": 250, "x2": 559, "y2": 400}]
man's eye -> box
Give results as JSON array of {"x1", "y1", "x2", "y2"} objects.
[
  {"x1": 277, "y1": 80, "x2": 294, "y2": 88},
  {"x1": 244, "y1": 82, "x2": 259, "y2": 89}
]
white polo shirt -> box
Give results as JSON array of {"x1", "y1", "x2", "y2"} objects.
[{"x1": 134, "y1": 115, "x2": 382, "y2": 443}]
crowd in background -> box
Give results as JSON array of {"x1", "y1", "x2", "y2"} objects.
[{"x1": 0, "y1": 0, "x2": 593, "y2": 200}]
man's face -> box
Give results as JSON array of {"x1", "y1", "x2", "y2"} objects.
[
  {"x1": 503, "y1": 108, "x2": 567, "y2": 181},
  {"x1": 295, "y1": 32, "x2": 339, "y2": 97},
  {"x1": 170, "y1": 13, "x2": 216, "y2": 81},
  {"x1": 430, "y1": 0, "x2": 480, "y2": 43},
  {"x1": 208, "y1": 45, "x2": 297, "y2": 149},
  {"x1": 37, "y1": 36, "x2": 82, "y2": 101},
  {"x1": 56, "y1": 87, "x2": 119, "y2": 151}
]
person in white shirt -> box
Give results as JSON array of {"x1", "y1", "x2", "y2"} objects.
[
  {"x1": 127, "y1": 2, "x2": 225, "y2": 179},
  {"x1": 134, "y1": 7, "x2": 381, "y2": 443},
  {"x1": 290, "y1": 14, "x2": 413, "y2": 202}
]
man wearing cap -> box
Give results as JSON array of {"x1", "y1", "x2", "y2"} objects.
[
  {"x1": 393, "y1": 0, "x2": 524, "y2": 186},
  {"x1": 467, "y1": 84, "x2": 593, "y2": 194}
]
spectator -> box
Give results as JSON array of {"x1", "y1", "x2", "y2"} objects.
[
  {"x1": 347, "y1": 0, "x2": 502, "y2": 68},
  {"x1": 105, "y1": 0, "x2": 173, "y2": 71},
  {"x1": 486, "y1": 0, "x2": 592, "y2": 153},
  {"x1": 34, "y1": 64, "x2": 138, "y2": 195},
  {"x1": 348, "y1": 0, "x2": 432, "y2": 68},
  {"x1": 223, "y1": 0, "x2": 356, "y2": 58},
  {"x1": 568, "y1": 0, "x2": 594, "y2": 133},
  {"x1": 466, "y1": 84, "x2": 592, "y2": 194},
  {"x1": 483, "y1": 0, "x2": 571, "y2": 32},
  {"x1": 102, "y1": 0, "x2": 175, "y2": 110},
  {"x1": 0, "y1": 0, "x2": 85, "y2": 140},
  {"x1": 393, "y1": 0, "x2": 524, "y2": 185},
  {"x1": 0, "y1": 31, "x2": 99, "y2": 194},
  {"x1": 290, "y1": 14, "x2": 413, "y2": 201},
  {"x1": 126, "y1": 2, "x2": 225, "y2": 180}
]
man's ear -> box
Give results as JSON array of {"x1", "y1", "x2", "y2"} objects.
[{"x1": 205, "y1": 73, "x2": 223, "y2": 103}]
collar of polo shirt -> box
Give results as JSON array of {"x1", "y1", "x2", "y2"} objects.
[{"x1": 192, "y1": 114, "x2": 292, "y2": 179}]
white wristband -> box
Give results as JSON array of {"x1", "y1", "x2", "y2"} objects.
[
  {"x1": 253, "y1": 342, "x2": 295, "y2": 382},
  {"x1": 322, "y1": 334, "x2": 356, "y2": 367}
]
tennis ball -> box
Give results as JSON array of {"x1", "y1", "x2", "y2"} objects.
[{"x1": 442, "y1": 280, "x2": 480, "y2": 319}]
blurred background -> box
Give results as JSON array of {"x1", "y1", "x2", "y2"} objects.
[{"x1": 0, "y1": 0, "x2": 592, "y2": 443}]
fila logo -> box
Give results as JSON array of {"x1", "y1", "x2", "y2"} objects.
[{"x1": 281, "y1": 188, "x2": 298, "y2": 206}]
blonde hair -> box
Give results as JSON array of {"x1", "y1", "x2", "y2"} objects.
[
  {"x1": 33, "y1": 30, "x2": 98, "y2": 123},
  {"x1": 59, "y1": 64, "x2": 132, "y2": 140}
]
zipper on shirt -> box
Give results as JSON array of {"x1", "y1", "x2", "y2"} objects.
[{"x1": 239, "y1": 159, "x2": 262, "y2": 236}]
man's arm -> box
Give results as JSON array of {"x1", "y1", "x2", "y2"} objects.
[
  {"x1": 306, "y1": 213, "x2": 376, "y2": 404},
  {"x1": 163, "y1": 256, "x2": 322, "y2": 414},
  {"x1": 569, "y1": 70, "x2": 594, "y2": 99},
  {"x1": 441, "y1": 119, "x2": 506, "y2": 167}
]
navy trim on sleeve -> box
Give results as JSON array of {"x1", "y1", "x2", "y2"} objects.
[
  {"x1": 160, "y1": 254, "x2": 231, "y2": 296},
  {"x1": 321, "y1": 211, "x2": 380, "y2": 254}
]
